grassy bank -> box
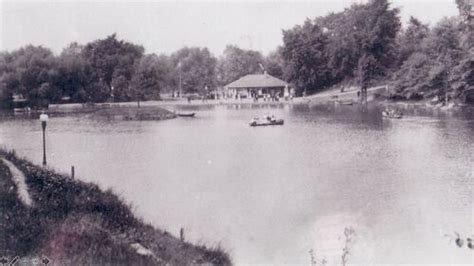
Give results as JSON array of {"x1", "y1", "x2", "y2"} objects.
[
  {"x1": 0, "y1": 149, "x2": 230, "y2": 265},
  {"x1": 93, "y1": 106, "x2": 177, "y2": 121},
  {"x1": 6, "y1": 104, "x2": 178, "y2": 122}
]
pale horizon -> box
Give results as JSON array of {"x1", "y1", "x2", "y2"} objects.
[{"x1": 1, "y1": 0, "x2": 460, "y2": 56}]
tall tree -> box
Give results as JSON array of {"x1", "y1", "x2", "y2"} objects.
[
  {"x1": 357, "y1": 0, "x2": 401, "y2": 100},
  {"x1": 391, "y1": 18, "x2": 467, "y2": 100},
  {"x1": 0, "y1": 45, "x2": 59, "y2": 107},
  {"x1": 455, "y1": 0, "x2": 473, "y2": 49},
  {"x1": 56, "y1": 42, "x2": 94, "y2": 103},
  {"x1": 397, "y1": 17, "x2": 429, "y2": 65},
  {"x1": 263, "y1": 47, "x2": 285, "y2": 79},
  {"x1": 82, "y1": 34, "x2": 144, "y2": 102},
  {"x1": 130, "y1": 54, "x2": 168, "y2": 106},
  {"x1": 281, "y1": 0, "x2": 400, "y2": 95},
  {"x1": 216, "y1": 45, "x2": 264, "y2": 86},
  {"x1": 282, "y1": 19, "x2": 331, "y2": 94},
  {"x1": 171, "y1": 47, "x2": 217, "y2": 94},
  {"x1": 153, "y1": 54, "x2": 174, "y2": 93},
  {"x1": 314, "y1": 5, "x2": 366, "y2": 82}
]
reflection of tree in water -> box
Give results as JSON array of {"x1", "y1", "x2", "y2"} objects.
[
  {"x1": 445, "y1": 231, "x2": 474, "y2": 250},
  {"x1": 309, "y1": 227, "x2": 355, "y2": 266},
  {"x1": 309, "y1": 248, "x2": 326, "y2": 266},
  {"x1": 341, "y1": 227, "x2": 356, "y2": 266}
]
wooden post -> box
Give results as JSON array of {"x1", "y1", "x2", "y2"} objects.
[
  {"x1": 42, "y1": 122, "x2": 47, "y2": 166},
  {"x1": 180, "y1": 227, "x2": 184, "y2": 242},
  {"x1": 71, "y1": 166, "x2": 75, "y2": 179}
]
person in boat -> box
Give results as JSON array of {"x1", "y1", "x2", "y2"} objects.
[{"x1": 264, "y1": 115, "x2": 276, "y2": 122}]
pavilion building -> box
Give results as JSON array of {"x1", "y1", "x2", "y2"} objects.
[{"x1": 224, "y1": 72, "x2": 289, "y2": 99}]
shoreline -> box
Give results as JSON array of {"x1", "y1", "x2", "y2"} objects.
[
  {"x1": 5, "y1": 89, "x2": 472, "y2": 118},
  {"x1": 0, "y1": 149, "x2": 231, "y2": 265}
]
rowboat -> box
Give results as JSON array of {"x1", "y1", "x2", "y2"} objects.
[
  {"x1": 382, "y1": 109, "x2": 403, "y2": 119},
  {"x1": 177, "y1": 112, "x2": 196, "y2": 117},
  {"x1": 340, "y1": 100, "x2": 354, "y2": 105},
  {"x1": 249, "y1": 116, "x2": 284, "y2": 127}
]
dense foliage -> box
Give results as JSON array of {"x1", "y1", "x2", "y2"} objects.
[
  {"x1": 282, "y1": 0, "x2": 401, "y2": 94},
  {"x1": 216, "y1": 45, "x2": 264, "y2": 86},
  {"x1": 281, "y1": 0, "x2": 472, "y2": 101},
  {"x1": 0, "y1": 0, "x2": 472, "y2": 107},
  {"x1": 391, "y1": 0, "x2": 473, "y2": 102},
  {"x1": 0, "y1": 35, "x2": 161, "y2": 108},
  {"x1": 171, "y1": 47, "x2": 217, "y2": 94}
]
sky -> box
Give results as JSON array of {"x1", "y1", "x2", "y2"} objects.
[{"x1": 0, "y1": 0, "x2": 460, "y2": 56}]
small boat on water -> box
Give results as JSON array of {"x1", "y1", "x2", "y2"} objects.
[
  {"x1": 338, "y1": 100, "x2": 354, "y2": 105},
  {"x1": 249, "y1": 116, "x2": 284, "y2": 127},
  {"x1": 382, "y1": 108, "x2": 403, "y2": 119},
  {"x1": 177, "y1": 112, "x2": 196, "y2": 117}
]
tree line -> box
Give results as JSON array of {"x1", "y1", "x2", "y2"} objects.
[
  {"x1": 0, "y1": 33, "x2": 283, "y2": 108},
  {"x1": 281, "y1": 0, "x2": 472, "y2": 101},
  {"x1": 0, "y1": 0, "x2": 472, "y2": 108}
]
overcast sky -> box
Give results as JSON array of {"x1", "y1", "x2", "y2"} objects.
[{"x1": 0, "y1": 0, "x2": 460, "y2": 56}]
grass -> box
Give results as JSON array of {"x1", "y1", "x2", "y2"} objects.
[
  {"x1": 0, "y1": 149, "x2": 231, "y2": 265},
  {"x1": 94, "y1": 106, "x2": 177, "y2": 121}
]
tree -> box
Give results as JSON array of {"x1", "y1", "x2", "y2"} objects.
[
  {"x1": 216, "y1": 45, "x2": 264, "y2": 86},
  {"x1": 171, "y1": 47, "x2": 217, "y2": 95},
  {"x1": 314, "y1": 5, "x2": 366, "y2": 83},
  {"x1": 357, "y1": 54, "x2": 378, "y2": 101},
  {"x1": 82, "y1": 34, "x2": 144, "y2": 102},
  {"x1": 111, "y1": 75, "x2": 132, "y2": 102},
  {"x1": 357, "y1": 0, "x2": 401, "y2": 100},
  {"x1": 450, "y1": 51, "x2": 474, "y2": 99},
  {"x1": 397, "y1": 17, "x2": 429, "y2": 65},
  {"x1": 0, "y1": 45, "x2": 59, "y2": 108},
  {"x1": 455, "y1": 0, "x2": 473, "y2": 49},
  {"x1": 264, "y1": 48, "x2": 285, "y2": 79},
  {"x1": 456, "y1": 0, "x2": 473, "y2": 23},
  {"x1": 391, "y1": 52, "x2": 433, "y2": 99},
  {"x1": 153, "y1": 54, "x2": 174, "y2": 94},
  {"x1": 56, "y1": 43, "x2": 95, "y2": 103},
  {"x1": 451, "y1": 0, "x2": 474, "y2": 99},
  {"x1": 280, "y1": 0, "x2": 400, "y2": 95},
  {"x1": 130, "y1": 54, "x2": 167, "y2": 106},
  {"x1": 391, "y1": 17, "x2": 467, "y2": 101},
  {"x1": 282, "y1": 19, "x2": 331, "y2": 94}
]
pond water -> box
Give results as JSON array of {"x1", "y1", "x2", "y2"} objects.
[{"x1": 1, "y1": 103, "x2": 473, "y2": 265}]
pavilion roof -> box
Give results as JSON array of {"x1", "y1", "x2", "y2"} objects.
[{"x1": 225, "y1": 73, "x2": 287, "y2": 89}]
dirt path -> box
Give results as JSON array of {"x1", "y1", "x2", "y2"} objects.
[
  {"x1": 1, "y1": 158, "x2": 32, "y2": 207},
  {"x1": 305, "y1": 85, "x2": 388, "y2": 102}
]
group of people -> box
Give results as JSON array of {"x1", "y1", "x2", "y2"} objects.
[
  {"x1": 265, "y1": 115, "x2": 277, "y2": 122},
  {"x1": 250, "y1": 114, "x2": 277, "y2": 123},
  {"x1": 251, "y1": 93, "x2": 281, "y2": 102}
]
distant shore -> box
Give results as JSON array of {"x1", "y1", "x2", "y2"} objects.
[
  {"x1": 0, "y1": 149, "x2": 231, "y2": 265},
  {"x1": 20, "y1": 87, "x2": 471, "y2": 116}
]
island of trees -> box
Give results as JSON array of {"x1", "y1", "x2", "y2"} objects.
[{"x1": 0, "y1": 0, "x2": 472, "y2": 108}]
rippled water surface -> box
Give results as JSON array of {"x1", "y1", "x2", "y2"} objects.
[{"x1": 1, "y1": 104, "x2": 473, "y2": 264}]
